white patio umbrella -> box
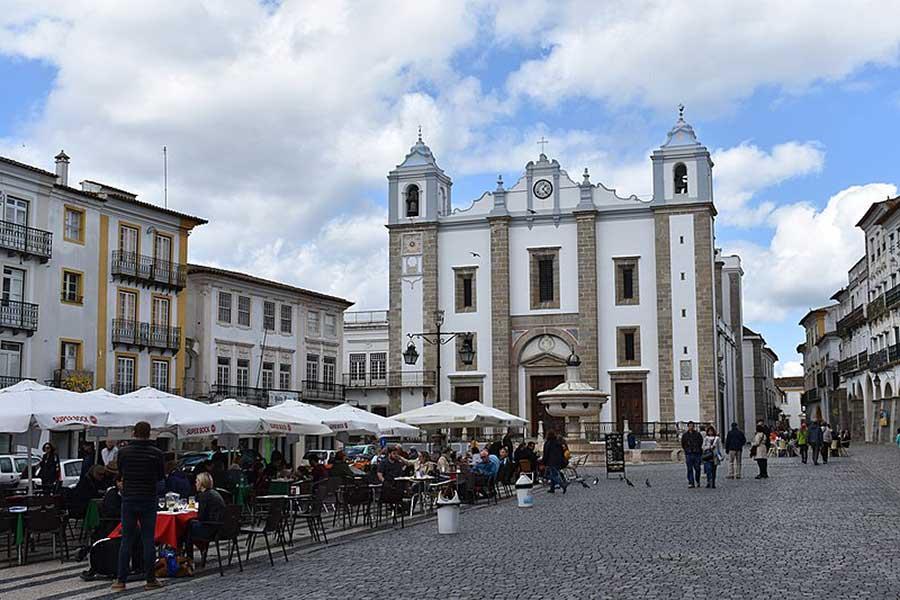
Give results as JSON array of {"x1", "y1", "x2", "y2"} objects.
[
  {"x1": 391, "y1": 400, "x2": 505, "y2": 428},
  {"x1": 324, "y1": 403, "x2": 419, "y2": 438},
  {"x1": 0, "y1": 381, "x2": 170, "y2": 493},
  {"x1": 463, "y1": 401, "x2": 528, "y2": 427},
  {"x1": 211, "y1": 398, "x2": 332, "y2": 436},
  {"x1": 266, "y1": 399, "x2": 332, "y2": 429},
  {"x1": 119, "y1": 387, "x2": 264, "y2": 439}
]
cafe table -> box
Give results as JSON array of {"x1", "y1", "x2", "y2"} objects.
[
  {"x1": 268, "y1": 479, "x2": 293, "y2": 496},
  {"x1": 109, "y1": 509, "x2": 197, "y2": 548}
]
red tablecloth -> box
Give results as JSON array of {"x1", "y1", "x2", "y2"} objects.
[{"x1": 109, "y1": 510, "x2": 197, "y2": 548}]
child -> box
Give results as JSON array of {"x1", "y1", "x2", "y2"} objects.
[{"x1": 895, "y1": 428, "x2": 900, "y2": 448}]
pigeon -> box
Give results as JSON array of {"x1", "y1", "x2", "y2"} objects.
[
  {"x1": 625, "y1": 477, "x2": 634, "y2": 487},
  {"x1": 469, "y1": 251, "x2": 481, "y2": 258},
  {"x1": 580, "y1": 479, "x2": 590, "y2": 489},
  {"x1": 645, "y1": 478, "x2": 651, "y2": 488},
  {"x1": 527, "y1": 208, "x2": 537, "y2": 215},
  {"x1": 592, "y1": 477, "x2": 600, "y2": 486}
]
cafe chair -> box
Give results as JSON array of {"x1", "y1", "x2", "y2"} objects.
[
  {"x1": 293, "y1": 484, "x2": 328, "y2": 544},
  {"x1": 209, "y1": 505, "x2": 244, "y2": 576},
  {"x1": 0, "y1": 512, "x2": 15, "y2": 566},
  {"x1": 241, "y1": 500, "x2": 288, "y2": 567},
  {"x1": 376, "y1": 481, "x2": 408, "y2": 529},
  {"x1": 23, "y1": 508, "x2": 69, "y2": 564}
]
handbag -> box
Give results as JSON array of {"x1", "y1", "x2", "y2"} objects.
[{"x1": 701, "y1": 449, "x2": 715, "y2": 462}]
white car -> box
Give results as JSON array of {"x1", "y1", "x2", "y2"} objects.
[{"x1": 0, "y1": 456, "x2": 83, "y2": 491}]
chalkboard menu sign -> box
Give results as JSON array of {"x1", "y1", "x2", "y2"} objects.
[{"x1": 605, "y1": 432, "x2": 625, "y2": 476}]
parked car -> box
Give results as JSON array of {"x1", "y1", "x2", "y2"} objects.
[
  {"x1": 343, "y1": 444, "x2": 377, "y2": 468},
  {"x1": 304, "y1": 449, "x2": 336, "y2": 467},
  {"x1": 0, "y1": 455, "x2": 36, "y2": 491},
  {"x1": 177, "y1": 448, "x2": 264, "y2": 474},
  {"x1": 1, "y1": 456, "x2": 81, "y2": 491}
]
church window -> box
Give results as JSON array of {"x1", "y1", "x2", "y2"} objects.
[
  {"x1": 529, "y1": 248, "x2": 560, "y2": 310},
  {"x1": 454, "y1": 267, "x2": 477, "y2": 313},
  {"x1": 614, "y1": 257, "x2": 639, "y2": 306},
  {"x1": 406, "y1": 185, "x2": 420, "y2": 217},
  {"x1": 681, "y1": 308, "x2": 687, "y2": 318},
  {"x1": 617, "y1": 326, "x2": 641, "y2": 367},
  {"x1": 674, "y1": 163, "x2": 688, "y2": 195}
]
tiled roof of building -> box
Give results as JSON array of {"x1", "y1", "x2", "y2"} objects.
[
  {"x1": 188, "y1": 264, "x2": 354, "y2": 307},
  {"x1": 0, "y1": 155, "x2": 57, "y2": 178}
]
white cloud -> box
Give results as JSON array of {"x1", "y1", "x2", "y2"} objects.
[
  {"x1": 712, "y1": 141, "x2": 825, "y2": 226},
  {"x1": 775, "y1": 361, "x2": 804, "y2": 377},
  {"x1": 726, "y1": 183, "x2": 898, "y2": 323},
  {"x1": 503, "y1": 2, "x2": 900, "y2": 111}
]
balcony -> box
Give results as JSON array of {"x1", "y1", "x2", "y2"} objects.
[
  {"x1": 887, "y1": 283, "x2": 900, "y2": 310},
  {"x1": 870, "y1": 348, "x2": 889, "y2": 371},
  {"x1": 110, "y1": 383, "x2": 180, "y2": 396},
  {"x1": 208, "y1": 384, "x2": 301, "y2": 407},
  {"x1": 858, "y1": 351, "x2": 869, "y2": 370},
  {"x1": 836, "y1": 305, "x2": 866, "y2": 338},
  {"x1": 343, "y1": 370, "x2": 436, "y2": 389},
  {"x1": 111, "y1": 251, "x2": 186, "y2": 291},
  {"x1": 343, "y1": 310, "x2": 388, "y2": 325},
  {"x1": 0, "y1": 221, "x2": 52, "y2": 262},
  {"x1": 0, "y1": 375, "x2": 29, "y2": 389},
  {"x1": 868, "y1": 295, "x2": 887, "y2": 321},
  {"x1": 301, "y1": 379, "x2": 344, "y2": 403},
  {"x1": 838, "y1": 356, "x2": 858, "y2": 376},
  {"x1": 111, "y1": 319, "x2": 181, "y2": 353},
  {"x1": 0, "y1": 300, "x2": 39, "y2": 335},
  {"x1": 50, "y1": 369, "x2": 94, "y2": 392}
]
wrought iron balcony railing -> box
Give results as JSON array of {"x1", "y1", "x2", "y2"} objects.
[
  {"x1": 0, "y1": 299, "x2": 39, "y2": 334},
  {"x1": 343, "y1": 370, "x2": 436, "y2": 389},
  {"x1": 0, "y1": 220, "x2": 52, "y2": 262},
  {"x1": 111, "y1": 319, "x2": 181, "y2": 352},
  {"x1": 111, "y1": 250, "x2": 187, "y2": 290},
  {"x1": 209, "y1": 384, "x2": 301, "y2": 407},
  {"x1": 301, "y1": 379, "x2": 344, "y2": 403},
  {"x1": 0, "y1": 375, "x2": 29, "y2": 389},
  {"x1": 50, "y1": 369, "x2": 94, "y2": 391}
]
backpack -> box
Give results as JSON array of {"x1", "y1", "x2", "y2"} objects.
[{"x1": 88, "y1": 537, "x2": 123, "y2": 578}]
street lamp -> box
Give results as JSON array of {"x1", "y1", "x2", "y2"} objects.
[{"x1": 404, "y1": 310, "x2": 474, "y2": 403}]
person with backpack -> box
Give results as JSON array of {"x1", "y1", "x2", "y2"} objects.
[{"x1": 724, "y1": 422, "x2": 746, "y2": 479}]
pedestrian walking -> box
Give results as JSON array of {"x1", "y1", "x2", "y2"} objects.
[
  {"x1": 37, "y1": 442, "x2": 61, "y2": 494},
  {"x1": 808, "y1": 421, "x2": 823, "y2": 465},
  {"x1": 751, "y1": 424, "x2": 769, "y2": 479},
  {"x1": 112, "y1": 421, "x2": 165, "y2": 593},
  {"x1": 701, "y1": 426, "x2": 724, "y2": 488},
  {"x1": 542, "y1": 430, "x2": 568, "y2": 494},
  {"x1": 821, "y1": 423, "x2": 833, "y2": 464},
  {"x1": 796, "y1": 423, "x2": 809, "y2": 464},
  {"x1": 724, "y1": 422, "x2": 746, "y2": 479},
  {"x1": 681, "y1": 421, "x2": 703, "y2": 488}
]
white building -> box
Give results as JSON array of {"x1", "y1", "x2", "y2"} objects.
[
  {"x1": 387, "y1": 110, "x2": 739, "y2": 435},
  {"x1": 742, "y1": 327, "x2": 779, "y2": 427},
  {"x1": 774, "y1": 376, "x2": 804, "y2": 429},
  {"x1": 184, "y1": 265, "x2": 353, "y2": 407},
  {"x1": 0, "y1": 152, "x2": 206, "y2": 456},
  {"x1": 716, "y1": 251, "x2": 746, "y2": 431},
  {"x1": 798, "y1": 305, "x2": 841, "y2": 425},
  {"x1": 342, "y1": 310, "x2": 390, "y2": 415}
]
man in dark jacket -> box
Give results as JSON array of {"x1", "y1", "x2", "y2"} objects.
[
  {"x1": 724, "y1": 423, "x2": 747, "y2": 480},
  {"x1": 807, "y1": 421, "x2": 824, "y2": 465},
  {"x1": 542, "y1": 431, "x2": 568, "y2": 493},
  {"x1": 113, "y1": 421, "x2": 165, "y2": 592},
  {"x1": 681, "y1": 421, "x2": 703, "y2": 488}
]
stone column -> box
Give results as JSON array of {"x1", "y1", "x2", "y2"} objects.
[
  {"x1": 693, "y1": 210, "x2": 717, "y2": 425},
  {"x1": 422, "y1": 225, "x2": 439, "y2": 401},
  {"x1": 387, "y1": 228, "x2": 403, "y2": 414},
  {"x1": 653, "y1": 212, "x2": 675, "y2": 422},
  {"x1": 489, "y1": 216, "x2": 512, "y2": 413},
  {"x1": 574, "y1": 211, "x2": 599, "y2": 388}
]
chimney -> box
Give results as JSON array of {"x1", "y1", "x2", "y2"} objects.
[{"x1": 54, "y1": 150, "x2": 70, "y2": 187}]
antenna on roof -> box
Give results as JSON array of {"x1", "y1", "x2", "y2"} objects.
[{"x1": 163, "y1": 145, "x2": 168, "y2": 209}]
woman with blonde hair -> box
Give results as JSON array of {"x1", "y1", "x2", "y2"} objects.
[{"x1": 186, "y1": 472, "x2": 226, "y2": 565}]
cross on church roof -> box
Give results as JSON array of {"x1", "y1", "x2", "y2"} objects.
[{"x1": 537, "y1": 136, "x2": 548, "y2": 154}]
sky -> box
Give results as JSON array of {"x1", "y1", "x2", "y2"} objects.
[{"x1": 2, "y1": 1, "x2": 900, "y2": 377}]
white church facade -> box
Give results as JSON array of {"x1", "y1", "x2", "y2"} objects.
[{"x1": 386, "y1": 111, "x2": 739, "y2": 436}]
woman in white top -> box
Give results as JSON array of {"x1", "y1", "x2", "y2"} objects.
[{"x1": 701, "y1": 426, "x2": 724, "y2": 489}]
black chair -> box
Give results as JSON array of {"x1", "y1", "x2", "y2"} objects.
[
  {"x1": 209, "y1": 505, "x2": 244, "y2": 576},
  {"x1": 294, "y1": 484, "x2": 328, "y2": 544},
  {"x1": 0, "y1": 512, "x2": 14, "y2": 566},
  {"x1": 335, "y1": 481, "x2": 372, "y2": 529},
  {"x1": 23, "y1": 508, "x2": 68, "y2": 564},
  {"x1": 376, "y1": 480, "x2": 408, "y2": 528},
  {"x1": 240, "y1": 500, "x2": 287, "y2": 566}
]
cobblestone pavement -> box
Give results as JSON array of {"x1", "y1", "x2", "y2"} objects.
[{"x1": 9, "y1": 445, "x2": 900, "y2": 599}]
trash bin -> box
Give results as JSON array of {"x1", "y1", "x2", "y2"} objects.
[
  {"x1": 515, "y1": 474, "x2": 534, "y2": 508},
  {"x1": 436, "y1": 491, "x2": 461, "y2": 534}
]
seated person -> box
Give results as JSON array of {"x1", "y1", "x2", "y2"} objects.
[
  {"x1": 163, "y1": 460, "x2": 193, "y2": 498},
  {"x1": 473, "y1": 450, "x2": 500, "y2": 479},
  {"x1": 413, "y1": 451, "x2": 435, "y2": 476},
  {"x1": 308, "y1": 455, "x2": 328, "y2": 483},
  {"x1": 69, "y1": 465, "x2": 108, "y2": 518},
  {"x1": 186, "y1": 472, "x2": 226, "y2": 564},
  {"x1": 329, "y1": 451, "x2": 355, "y2": 481},
  {"x1": 436, "y1": 450, "x2": 452, "y2": 475},
  {"x1": 376, "y1": 446, "x2": 406, "y2": 482},
  {"x1": 78, "y1": 475, "x2": 125, "y2": 579}
]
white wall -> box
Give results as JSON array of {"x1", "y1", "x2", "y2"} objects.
[{"x1": 508, "y1": 220, "x2": 578, "y2": 315}]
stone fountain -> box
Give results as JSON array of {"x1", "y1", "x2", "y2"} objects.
[{"x1": 537, "y1": 351, "x2": 609, "y2": 440}]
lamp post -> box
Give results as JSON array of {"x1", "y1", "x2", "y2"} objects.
[{"x1": 402, "y1": 310, "x2": 474, "y2": 404}]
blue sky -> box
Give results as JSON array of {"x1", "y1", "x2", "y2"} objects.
[{"x1": 3, "y1": 1, "x2": 900, "y2": 375}]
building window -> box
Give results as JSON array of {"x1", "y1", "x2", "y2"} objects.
[
  {"x1": 681, "y1": 308, "x2": 687, "y2": 318},
  {"x1": 307, "y1": 311, "x2": 320, "y2": 336},
  {"x1": 152, "y1": 359, "x2": 170, "y2": 390},
  {"x1": 529, "y1": 248, "x2": 560, "y2": 310},
  {"x1": 279, "y1": 363, "x2": 292, "y2": 389},
  {"x1": 616, "y1": 327, "x2": 641, "y2": 367},
  {"x1": 118, "y1": 224, "x2": 139, "y2": 254},
  {"x1": 614, "y1": 258, "x2": 640, "y2": 306},
  {"x1": 323, "y1": 356, "x2": 336, "y2": 389},
  {"x1": 3, "y1": 266, "x2": 25, "y2": 303},
  {"x1": 306, "y1": 354, "x2": 319, "y2": 382},
  {"x1": 5, "y1": 195, "x2": 28, "y2": 226},
  {"x1": 116, "y1": 356, "x2": 135, "y2": 394},
  {"x1": 0, "y1": 341, "x2": 22, "y2": 379},
  {"x1": 680, "y1": 272, "x2": 686, "y2": 281},
  {"x1": 454, "y1": 267, "x2": 477, "y2": 313},
  {"x1": 63, "y1": 206, "x2": 85, "y2": 243},
  {"x1": 324, "y1": 314, "x2": 337, "y2": 337},
  {"x1": 261, "y1": 362, "x2": 275, "y2": 390},
  {"x1": 236, "y1": 359, "x2": 250, "y2": 391},
  {"x1": 674, "y1": 163, "x2": 688, "y2": 195},
  {"x1": 370, "y1": 352, "x2": 387, "y2": 384},
  {"x1": 237, "y1": 296, "x2": 251, "y2": 327},
  {"x1": 679, "y1": 236, "x2": 684, "y2": 244},
  {"x1": 152, "y1": 296, "x2": 170, "y2": 327},
  {"x1": 59, "y1": 340, "x2": 81, "y2": 371},
  {"x1": 216, "y1": 357, "x2": 231, "y2": 386},
  {"x1": 264, "y1": 301, "x2": 276, "y2": 331},
  {"x1": 406, "y1": 184, "x2": 420, "y2": 217},
  {"x1": 117, "y1": 289, "x2": 137, "y2": 321},
  {"x1": 61, "y1": 270, "x2": 83, "y2": 304},
  {"x1": 349, "y1": 353, "x2": 366, "y2": 384},
  {"x1": 280, "y1": 305, "x2": 292, "y2": 334},
  {"x1": 218, "y1": 292, "x2": 232, "y2": 324}
]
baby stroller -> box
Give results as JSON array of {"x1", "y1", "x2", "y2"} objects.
[{"x1": 562, "y1": 454, "x2": 589, "y2": 489}]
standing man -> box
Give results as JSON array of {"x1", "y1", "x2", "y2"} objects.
[
  {"x1": 796, "y1": 423, "x2": 809, "y2": 464},
  {"x1": 808, "y1": 420, "x2": 823, "y2": 465},
  {"x1": 821, "y1": 422, "x2": 833, "y2": 464},
  {"x1": 542, "y1": 431, "x2": 568, "y2": 494},
  {"x1": 101, "y1": 439, "x2": 119, "y2": 466},
  {"x1": 112, "y1": 421, "x2": 165, "y2": 592},
  {"x1": 681, "y1": 421, "x2": 703, "y2": 488},
  {"x1": 724, "y1": 422, "x2": 746, "y2": 480},
  {"x1": 80, "y1": 441, "x2": 96, "y2": 477}
]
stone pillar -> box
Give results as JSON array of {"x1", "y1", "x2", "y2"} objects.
[
  {"x1": 574, "y1": 211, "x2": 599, "y2": 388},
  {"x1": 387, "y1": 228, "x2": 403, "y2": 414},
  {"x1": 653, "y1": 212, "x2": 675, "y2": 422},
  {"x1": 422, "y1": 225, "x2": 440, "y2": 401},
  {"x1": 693, "y1": 211, "x2": 717, "y2": 425},
  {"x1": 489, "y1": 216, "x2": 512, "y2": 413}
]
